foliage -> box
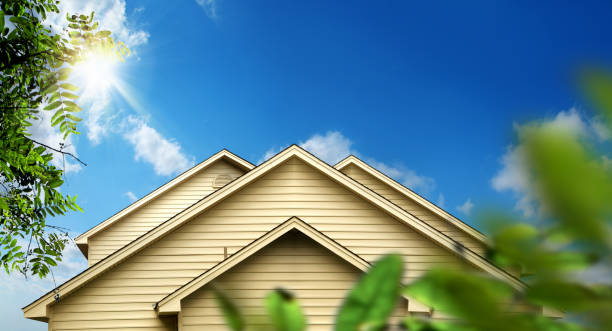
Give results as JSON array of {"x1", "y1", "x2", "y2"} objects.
[
  {"x1": 214, "y1": 73, "x2": 612, "y2": 331},
  {"x1": 335, "y1": 254, "x2": 403, "y2": 331},
  {"x1": 0, "y1": 0, "x2": 127, "y2": 278},
  {"x1": 403, "y1": 72, "x2": 612, "y2": 331}
]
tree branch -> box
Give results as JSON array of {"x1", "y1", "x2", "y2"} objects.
[{"x1": 28, "y1": 138, "x2": 88, "y2": 166}]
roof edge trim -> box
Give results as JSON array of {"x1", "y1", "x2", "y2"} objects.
[
  {"x1": 74, "y1": 149, "x2": 254, "y2": 245},
  {"x1": 334, "y1": 155, "x2": 488, "y2": 244}
]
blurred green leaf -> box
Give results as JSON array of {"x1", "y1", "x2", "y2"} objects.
[
  {"x1": 336, "y1": 254, "x2": 403, "y2": 331},
  {"x1": 582, "y1": 70, "x2": 612, "y2": 126},
  {"x1": 405, "y1": 268, "x2": 513, "y2": 327},
  {"x1": 526, "y1": 280, "x2": 612, "y2": 312},
  {"x1": 403, "y1": 317, "x2": 474, "y2": 331},
  {"x1": 266, "y1": 289, "x2": 306, "y2": 331},
  {"x1": 213, "y1": 288, "x2": 245, "y2": 331},
  {"x1": 524, "y1": 126, "x2": 612, "y2": 245}
]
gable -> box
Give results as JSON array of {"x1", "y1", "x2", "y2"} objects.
[
  {"x1": 25, "y1": 146, "x2": 523, "y2": 322},
  {"x1": 179, "y1": 230, "x2": 405, "y2": 330},
  {"x1": 337, "y1": 160, "x2": 487, "y2": 255},
  {"x1": 84, "y1": 153, "x2": 252, "y2": 264}
]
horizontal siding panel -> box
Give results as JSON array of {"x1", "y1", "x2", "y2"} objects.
[{"x1": 53, "y1": 303, "x2": 152, "y2": 313}]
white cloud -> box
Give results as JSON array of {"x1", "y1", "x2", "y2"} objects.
[
  {"x1": 437, "y1": 193, "x2": 446, "y2": 208},
  {"x1": 300, "y1": 131, "x2": 354, "y2": 165},
  {"x1": 27, "y1": 109, "x2": 82, "y2": 173},
  {"x1": 124, "y1": 191, "x2": 138, "y2": 202},
  {"x1": 457, "y1": 198, "x2": 474, "y2": 215},
  {"x1": 259, "y1": 131, "x2": 436, "y2": 195},
  {"x1": 491, "y1": 144, "x2": 536, "y2": 217},
  {"x1": 81, "y1": 90, "x2": 116, "y2": 145},
  {"x1": 542, "y1": 108, "x2": 588, "y2": 135},
  {"x1": 366, "y1": 159, "x2": 436, "y2": 194},
  {"x1": 491, "y1": 108, "x2": 609, "y2": 218},
  {"x1": 571, "y1": 259, "x2": 612, "y2": 285},
  {"x1": 259, "y1": 146, "x2": 284, "y2": 165},
  {"x1": 591, "y1": 118, "x2": 611, "y2": 142},
  {"x1": 195, "y1": 0, "x2": 218, "y2": 19},
  {"x1": 123, "y1": 117, "x2": 195, "y2": 176}
]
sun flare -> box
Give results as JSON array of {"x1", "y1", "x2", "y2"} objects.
[{"x1": 74, "y1": 53, "x2": 118, "y2": 91}]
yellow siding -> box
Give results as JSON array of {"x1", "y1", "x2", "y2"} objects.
[
  {"x1": 49, "y1": 157, "x2": 466, "y2": 330},
  {"x1": 340, "y1": 164, "x2": 486, "y2": 256},
  {"x1": 181, "y1": 231, "x2": 406, "y2": 331},
  {"x1": 88, "y1": 160, "x2": 246, "y2": 265}
]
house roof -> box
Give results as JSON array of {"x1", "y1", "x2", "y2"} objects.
[
  {"x1": 155, "y1": 216, "x2": 373, "y2": 314},
  {"x1": 24, "y1": 145, "x2": 524, "y2": 320},
  {"x1": 334, "y1": 155, "x2": 489, "y2": 244},
  {"x1": 74, "y1": 149, "x2": 255, "y2": 255}
]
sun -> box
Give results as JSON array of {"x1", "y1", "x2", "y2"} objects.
[{"x1": 74, "y1": 53, "x2": 118, "y2": 92}]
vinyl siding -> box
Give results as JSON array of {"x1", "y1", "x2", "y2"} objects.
[
  {"x1": 180, "y1": 230, "x2": 406, "y2": 331},
  {"x1": 340, "y1": 164, "x2": 486, "y2": 256},
  {"x1": 48, "y1": 157, "x2": 468, "y2": 330},
  {"x1": 87, "y1": 160, "x2": 246, "y2": 265}
]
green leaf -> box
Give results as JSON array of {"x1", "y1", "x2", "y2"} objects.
[
  {"x1": 95, "y1": 30, "x2": 111, "y2": 38},
  {"x1": 56, "y1": 67, "x2": 72, "y2": 80},
  {"x1": 42, "y1": 83, "x2": 59, "y2": 97},
  {"x1": 52, "y1": 114, "x2": 66, "y2": 127},
  {"x1": 51, "y1": 109, "x2": 64, "y2": 124},
  {"x1": 60, "y1": 83, "x2": 79, "y2": 92},
  {"x1": 0, "y1": 12, "x2": 5, "y2": 35},
  {"x1": 335, "y1": 254, "x2": 403, "y2": 331},
  {"x1": 266, "y1": 289, "x2": 306, "y2": 331},
  {"x1": 44, "y1": 101, "x2": 62, "y2": 110},
  {"x1": 43, "y1": 256, "x2": 57, "y2": 267},
  {"x1": 48, "y1": 179, "x2": 63, "y2": 188},
  {"x1": 61, "y1": 91, "x2": 79, "y2": 100},
  {"x1": 213, "y1": 288, "x2": 245, "y2": 331},
  {"x1": 65, "y1": 114, "x2": 82, "y2": 122}
]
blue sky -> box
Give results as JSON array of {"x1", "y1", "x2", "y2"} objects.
[{"x1": 5, "y1": 0, "x2": 612, "y2": 329}]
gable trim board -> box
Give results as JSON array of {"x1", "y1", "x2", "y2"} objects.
[
  {"x1": 157, "y1": 216, "x2": 430, "y2": 315},
  {"x1": 23, "y1": 145, "x2": 524, "y2": 320},
  {"x1": 74, "y1": 149, "x2": 255, "y2": 256},
  {"x1": 334, "y1": 155, "x2": 488, "y2": 245}
]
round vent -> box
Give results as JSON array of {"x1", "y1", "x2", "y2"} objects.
[{"x1": 213, "y1": 174, "x2": 233, "y2": 188}]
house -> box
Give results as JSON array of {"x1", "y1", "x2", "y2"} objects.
[{"x1": 23, "y1": 145, "x2": 544, "y2": 330}]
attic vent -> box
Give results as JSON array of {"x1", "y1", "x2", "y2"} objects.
[{"x1": 213, "y1": 174, "x2": 233, "y2": 188}]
